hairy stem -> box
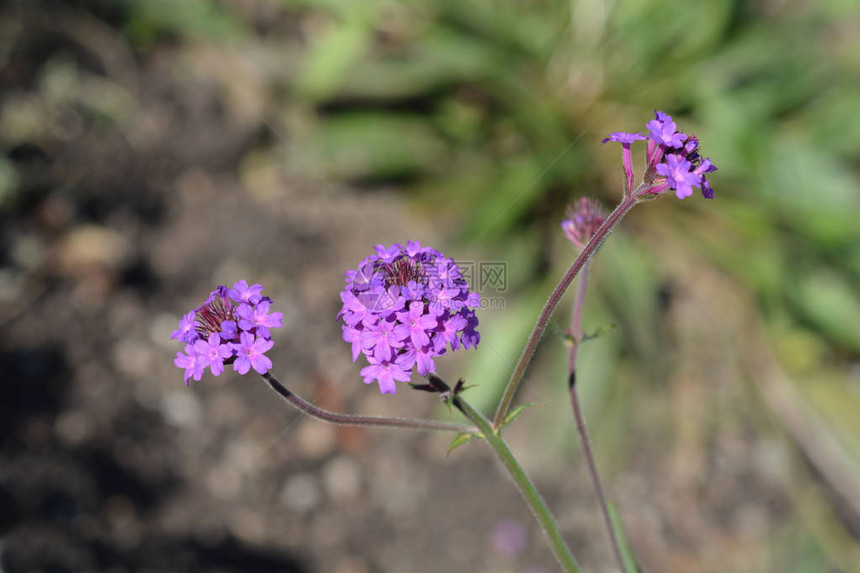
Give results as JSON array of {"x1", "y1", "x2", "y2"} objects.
[
  {"x1": 492, "y1": 191, "x2": 641, "y2": 429},
  {"x1": 260, "y1": 372, "x2": 477, "y2": 434}
]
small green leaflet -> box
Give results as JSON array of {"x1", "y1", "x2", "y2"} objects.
[
  {"x1": 447, "y1": 432, "x2": 483, "y2": 456},
  {"x1": 501, "y1": 402, "x2": 540, "y2": 429}
]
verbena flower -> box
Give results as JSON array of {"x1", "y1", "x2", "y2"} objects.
[
  {"x1": 602, "y1": 132, "x2": 646, "y2": 194},
  {"x1": 646, "y1": 111, "x2": 687, "y2": 149},
  {"x1": 171, "y1": 280, "x2": 283, "y2": 384},
  {"x1": 561, "y1": 197, "x2": 607, "y2": 249},
  {"x1": 338, "y1": 241, "x2": 481, "y2": 394},
  {"x1": 602, "y1": 110, "x2": 717, "y2": 199}
]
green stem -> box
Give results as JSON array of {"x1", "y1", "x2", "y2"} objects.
[
  {"x1": 492, "y1": 191, "x2": 641, "y2": 429},
  {"x1": 454, "y1": 395, "x2": 582, "y2": 573}
]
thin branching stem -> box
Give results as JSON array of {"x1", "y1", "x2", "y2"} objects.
[
  {"x1": 492, "y1": 190, "x2": 642, "y2": 429},
  {"x1": 567, "y1": 263, "x2": 627, "y2": 572},
  {"x1": 260, "y1": 372, "x2": 477, "y2": 434}
]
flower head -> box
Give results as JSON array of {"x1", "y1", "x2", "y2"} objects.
[
  {"x1": 561, "y1": 197, "x2": 607, "y2": 249},
  {"x1": 605, "y1": 110, "x2": 717, "y2": 199},
  {"x1": 170, "y1": 280, "x2": 282, "y2": 382},
  {"x1": 339, "y1": 242, "x2": 481, "y2": 393}
]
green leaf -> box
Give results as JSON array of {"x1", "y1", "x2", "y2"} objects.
[
  {"x1": 579, "y1": 323, "x2": 617, "y2": 345},
  {"x1": 501, "y1": 402, "x2": 540, "y2": 429},
  {"x1": 447, "y1": 432, "x2": 481, "y2": 456}
]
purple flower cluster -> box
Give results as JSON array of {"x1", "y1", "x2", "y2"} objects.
[
  {"x1": 561, "y1": 197, "x2": 607, "y2": 249},
  {"x1": 603, "y1": 110, "x2": 717, "y2": 200},
  {"x1": 171, "y1": 280, "x2": 283, "y2": 384},
  {"x1": 338, "y1": 241, "x2": 481, "y2": 394}
]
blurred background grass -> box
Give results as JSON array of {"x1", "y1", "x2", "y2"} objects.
[{"x1": 1, "y1": 1, "x2": 859, "y2": 572}]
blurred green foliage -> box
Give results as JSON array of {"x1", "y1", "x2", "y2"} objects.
[{"x1": 122, "y1": 0, "x2": 249, "y2": 45}]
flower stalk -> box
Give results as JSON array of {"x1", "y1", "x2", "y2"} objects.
[
  {"x1": 492, "y1": 190, "x2": 641, "y2": 429},
  {"x1": 260, "y1": 371, "x2": 477, "y2": 434}
]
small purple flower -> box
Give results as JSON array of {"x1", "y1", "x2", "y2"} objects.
[
  {"x1": 601, "y1": 131, "x2": 646, "y2": 145},
  {"x1": 395, "y1": 342, "x2": 440, "y2": 376},
  {"x1": 361, "y1": 316, "x2": 404, "y2": 362},
  {"x1": 395, "y1": 301, "x2": 439, "y2": 348},
  {"x1": 360, "y1": 361, "x2": 411, "y2": 394},
  {"x1": 656, "y1": 154, "x2": 700, "y2": 199},
  {"x1": 170, "y1": 280, "x2": 283, "y2": 382},
  {"x1": 647, "y1": 110, "x2": 687, "y2": 149},
  {"x1": 339, "y1": 241, "x2": 481, "y2": 393},
  {"x1": 405, "y1": 240, "x2": 422, "y2": 257},
  {"x1": 237, "y1": 300, "x2": 284, "y2": 339},
  {"x1": 339, "y1": 291, "x2": 369, "y2": 327},
  {"x1": 434, "y1": 313, "x2": 466, "y2": 352},
  {"x1": 375, "y1": 244, "x2": 401, "y2": 263},
  {"x1": 194, "y1": 333, "x2": 234, "y2": 376},
  {"x1": 342, "y1": 325, "x2": 362, "y2": 362},
  {"x1": 683, "y1": 136, "x2": 699, "y2": 156},
  {"x1": 602, "y1": 133, "x2": 646, "y2": 194},
  {"x1": 433, "y1": 259, "x2": 460, "y2": 282},
  {"x1": 219, "y1": 320, "x2": 238, "y2": 340},
  {"x1": 171, "y1": 311, "x2": 199, "y2": 344},
  {"x1": 412, "y1": 345, "x2": 437, "y2": 376},
  {"x1": 429, "y1": 286, "x2": 460, "y2": 315},
  {"x1": 403, "y1": 280, "x2": 424, "y2": 300},
  {"x1": 232, "y1": 332, "x2": 274, "y2": 375},
  {"x1": 694, "y1": 157, "x2": 717, "y2": 176},
  {"x1": 174, "y1": 345, "x2": 207, "y2": 385},
  {"x1": 461, "y1": 311, "x2": 480, "y2": 349},
  {"x1": 228, "y1": 280, "x2": 264, "y2": 304}
]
